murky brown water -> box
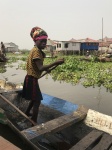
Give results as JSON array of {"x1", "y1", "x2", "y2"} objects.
[
  {"x1": 0, "y1": 62, "x2": 112, "y2": 115},
  {"x1": 39, "y1": 76, "x2": 112, "y2": 116},
  {"x1": 0, "y1": 62, "x2": 112, "y2": 149}
]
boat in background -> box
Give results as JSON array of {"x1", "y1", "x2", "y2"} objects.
[{"x1": 0, "y1": 89, "x2": 112, "y2": 150}]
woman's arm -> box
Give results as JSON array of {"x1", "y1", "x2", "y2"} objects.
[{"x1": 34, "y1": 58, "x2": 64, "y2": 72}]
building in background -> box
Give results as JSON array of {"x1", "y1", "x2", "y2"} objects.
[
  {"x1": 55, "y1": 39, "x2": 80, "y2": 54},
  {"x1": 45, "y1": 39, "x2": 56, "y2": 57},
  {"x1": 77, "y1": 38, "x2": 99, "y2": 55},
  {"x1": 4, "y1": 42, "x2": 19, "y2": 52},
  {"x1": 46, "y1": 39, "x2": 56, "y2": 51}
]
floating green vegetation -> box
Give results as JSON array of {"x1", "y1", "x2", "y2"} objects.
[
  {"x1": 0, "y1": 63, "x2": 7, "y2": 73},
  {"x1": 18, "y1": 63, "x2": 26, "y2": 70},
  {"x1": 5, "y1": 53, "x2": 112, "y2": 92},
  {"x1": 20, "y1": 57, "x2": 27, "y2": 61},
  {"x1": 8, "y1": 57, "x2": 19, "y2": 63},
  {"x1": 7, "y1": 53, "x2": 28, "y2": 64},
  {"x1": 6, "y1": 54, "x2": 27, "y2": 69},
  {"x1": 44, "y1": 56, "x2": 112, "y2": 92}
]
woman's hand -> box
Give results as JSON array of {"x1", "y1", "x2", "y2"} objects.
[{"x1": 56, "y1": 58, "x2": 64, "y2": 65}]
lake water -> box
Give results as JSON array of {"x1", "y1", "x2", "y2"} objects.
[
  {"x1": 0, "y1": 62, "x2": 112, "y2": 149},
  {"x1": 0, "y1": 62, "x2": 112, "y2": 116}
]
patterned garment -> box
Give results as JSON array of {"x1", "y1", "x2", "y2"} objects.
[
  {"x1": 30, "y1": 26, "x2": 48, "y2": 41},
  {"x1": 26, "y1": 46, "x2": 44, "y2": 79},
  {"x1": 22, "y1": 75, "x2": 43, "y2": 101}
]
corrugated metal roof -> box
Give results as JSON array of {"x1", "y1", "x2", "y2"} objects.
[{"x1": 77, "y1": 38, "x2": 99, "y2": 43}]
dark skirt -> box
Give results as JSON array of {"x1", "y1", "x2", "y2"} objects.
[{"x1": 22, "y1": 75, "x2": 43, "y2": 101}]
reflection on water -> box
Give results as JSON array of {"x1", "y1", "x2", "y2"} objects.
[
  {"x1": 0, "y1": 62, "x2": 23, "y2": 90},
  {"x1": 39, "y1": 75, "x2": 112, "y2": 116},
  {"x1": 0, "y1": 62, "x2": 26, "y2": 84},
  {"x1": 96, "y1": 86, "x2": 102, "y2": 111}
]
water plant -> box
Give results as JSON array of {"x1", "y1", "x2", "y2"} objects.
[{"x1": 4, "y1": 53, "x2": 112, "y2": 92}]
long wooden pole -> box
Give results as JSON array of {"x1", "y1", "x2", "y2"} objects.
[
  {"x1": 39, "y1": 64, "x2": 59, "y2": 79},
  {"x1": 0, "y1": 94, "x2": 36, "y2": 126},
  {"x1": 0, "y1": 65, "x2": 59, "y2": 125}
]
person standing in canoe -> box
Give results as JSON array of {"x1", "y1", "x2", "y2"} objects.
[{"x1": 22, "y1": 26, "x2": 64, "y2": 124}]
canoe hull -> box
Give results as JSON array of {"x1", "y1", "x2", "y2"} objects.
[{"x1": 0, "y1": 89, "x2": 112, "y2": 150}]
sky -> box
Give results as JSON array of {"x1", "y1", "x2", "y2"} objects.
[{"x1": 0, "y1": 0, "x2": 112, "y2": 49}]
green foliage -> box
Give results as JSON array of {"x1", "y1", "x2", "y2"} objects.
[
  {"x1": 0, "y1": 63, "x2": 7, "y2": 73},
  {"x1": 4, "y1": 53, "x2": 112, "y2": 92},
  {"x1": 45, "y1": 56, "x2": 112, "y2": 92},
  {"x1": 18, "y1": 63, "x2": 26, "y2": 70}
]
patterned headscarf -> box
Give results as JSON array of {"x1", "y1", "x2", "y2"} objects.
[{"x1": 30, "y1": 26, "x2": 48, "y2": 41}]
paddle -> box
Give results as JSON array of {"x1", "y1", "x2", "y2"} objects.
[
  {"x1": 0, "y1": 94, "x2": 36, "y2": 126},
  {"x1": 39, "y1": 57, "x2": 65, "y2": 79},
  {"x1": 39, "y1": 64, "x2": 59, "y2": 79}
]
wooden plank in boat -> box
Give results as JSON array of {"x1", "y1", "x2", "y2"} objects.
[
  {"x1": 85, "y1": 109, "x2": 112, "y2": 135},
  {"x1": 69, "y1": 130, "x2": 103, "y2": 150},
  {"x1": 0, "y1": 108, "x2": 7, "y2": 124},
  {"x1": 0, "y1": 136, "x2": 21, "y2": 150},
  {"x1": 21, "y1": 105, "x2": 88, "y2": 140},
  {"x1": 44, "y1": 134, "x2": 71, "y2": 150},
  {"x1": 92, "y1": 133, "x2": 112, "y2": 150},
  {"x1": 0, "y1": 89, "x2": 22, "y2": 94}
]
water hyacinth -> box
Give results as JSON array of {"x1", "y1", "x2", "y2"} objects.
[{"x1": 2, "y1": 53, "x2": 112, "y2": 92}]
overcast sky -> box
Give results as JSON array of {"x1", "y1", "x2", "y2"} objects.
[{"x1": 0, "y1": 0, "x2": 112, "y2": 49}]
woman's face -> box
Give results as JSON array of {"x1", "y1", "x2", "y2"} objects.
[{"x1": 35, "y1": 39, "x2": 47, "y2": 49}]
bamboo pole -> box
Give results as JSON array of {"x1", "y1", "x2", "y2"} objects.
[
  {"x1": 0, "y1": 94, "x2": 36, "y2": 126},
  {"x1": 39, "y1": 64, "x2": 59, "y2": 79}
]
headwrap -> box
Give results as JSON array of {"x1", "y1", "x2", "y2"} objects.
[{"x1": 30, "y1": 27, "x2": 48, "y2": 41}]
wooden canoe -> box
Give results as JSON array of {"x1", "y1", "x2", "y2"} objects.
[
  {"x1": 0, "y1": 89, "x2": 112, "y2": 150},
  {"x1": 0, "y1": 136, "x2": 21, "y2": 150}
]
